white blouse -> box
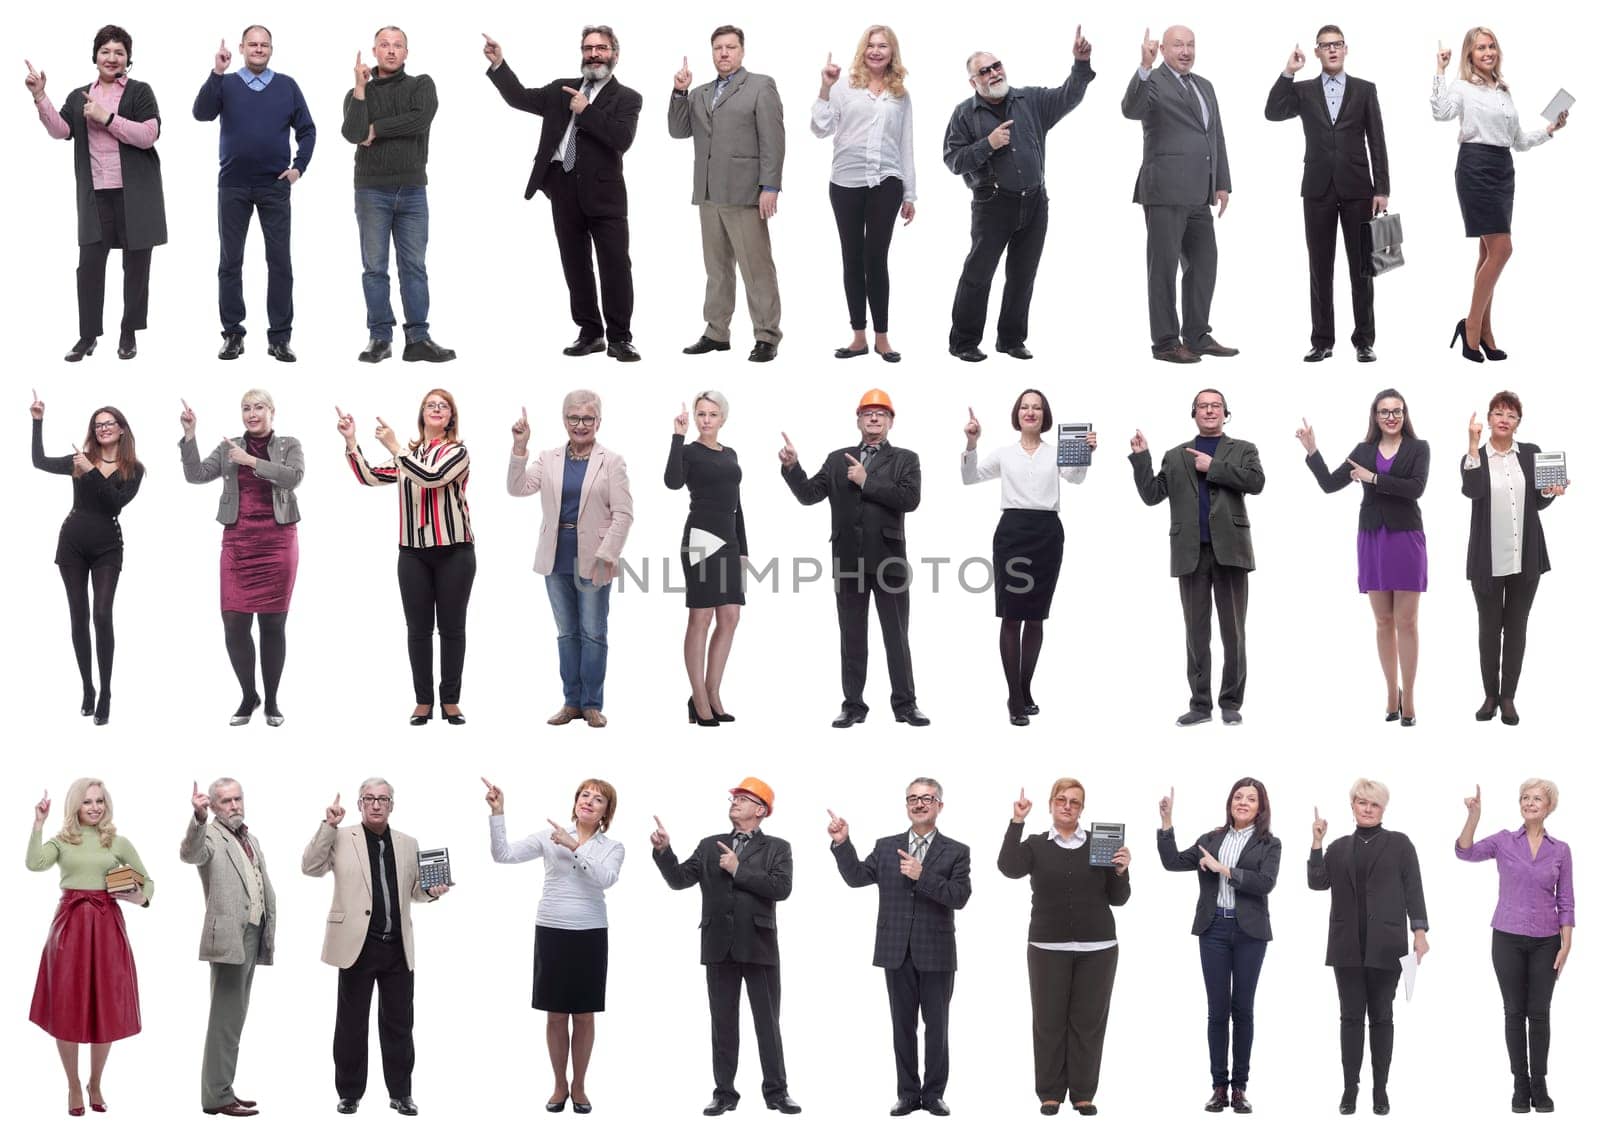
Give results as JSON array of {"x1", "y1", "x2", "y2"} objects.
[
  {"x1": 488, "y1": 816, "x2": 624, "y2": 931},
  {"x1": 961, "y1": 442, "x2": 1087, "y2": 511},
  {"x1": 811, "y1": 82, "x2": 916, "y2": 202},
  {"x1": 1430, "y1": 76, "x2": 1552, "y2": 151}
]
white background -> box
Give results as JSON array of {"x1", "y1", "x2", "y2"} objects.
[{"x1": 4, "y1": 0, "x2": 1597, "y2": 1136}]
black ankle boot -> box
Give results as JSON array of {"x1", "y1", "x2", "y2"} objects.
[
  {"x1": 1512, "y1": 1072, "x2": 1531, "y2": 1113},
  {"x1": 1530, "y1": 1077, "x2": 1554, "y2": 1113}
]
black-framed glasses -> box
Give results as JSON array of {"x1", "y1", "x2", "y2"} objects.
[
  {"x1": 1376, "y1": 409, "x2": 1405, "y2": 421},
  {"x1": 975, "y1": 60, "x2": 1004, "y2": 77},
  {"x1": 905, "y1": 794, "x2": 941, "y2": 807},
  {"x1": 728, "y1": 794, "x2": 763, "y2": 806},
  {"x1": 359, "y1": 795, "x2": 393, "y2": 807},
  {"x1": 566, "y1": 415, "x2": 598, "y2": 427},
  {"x1": 93, "y1": 420, "x2": 121, "y2": 430},
  {"x1": 1315, "y1": 40, "x2": 1347, "y2": 51}
]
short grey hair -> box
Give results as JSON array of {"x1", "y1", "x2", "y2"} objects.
[
  {"x1": 359, "y1": 776, "x2": 394, "y2": 799},
  {"x1": 240, "y1": 388, "x2": 275, "y2": 412},
  {"x1": 1349, "y1": 777, "x2": 1390, "y2": 807},
  {"x1": 693, "y1": 390, "x2": 729, "y2": 422},
  {"x1": 209, "y1": 777, "x2": 243, "y2": 802},
  {"x1": 563, "y1": 389, "x2": 602, "y2": 417},
  {"x1": 966, "y1": 51, "x2": 994, "y2": 74},
  {"x1": 907, "y1": 777, "x2": 943, "y2": 800},
  {"x1": 1519, "y1": 777, "x2": 1559, "y2": 814}
]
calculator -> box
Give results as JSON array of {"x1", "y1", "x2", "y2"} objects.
[
  {"x1": 417, "y1": 847, "x2": 453, "y2": 891},
  {"x1": 1088, "y1": 822, "x2": 1125, "y2": 868},
  {"x1": 1533, "y1": 452, "x2": 1568, "y2": 491},
  {"x1": 1057, "y1": 422, "x2": 1093, "y2": 467}
]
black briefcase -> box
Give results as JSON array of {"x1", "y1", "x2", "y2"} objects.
[{"x1": 1361, "y1": 211, "x2": 1404, "y2": 277}]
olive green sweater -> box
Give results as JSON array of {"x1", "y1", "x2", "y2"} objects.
[{"x1": 28, "y1": 827, "x2": 155, "y2": 901}]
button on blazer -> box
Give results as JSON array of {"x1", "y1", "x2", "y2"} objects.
[{"x1": 180, "y1": 433, "x2": 304, "y2": 525}]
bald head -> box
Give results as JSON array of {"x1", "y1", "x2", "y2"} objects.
[{"x1": 1162, "y1": 26, "x2": 1196, "y2": 74}]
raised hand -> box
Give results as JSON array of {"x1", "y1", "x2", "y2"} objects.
[
  {"x1": 1463, "y1": 783, "x2": 1481, "y2": 816},
  {"x1": 354, "y1": 51, "x2": 371, "y2": 92},
  {"x1": 373, "y1": 416, "x2": 398, "y2": 456},
  {"x1": 215, "y1": 38, "x2": 232, "y2": 76},
  {"x1": 191, "y1": 780, "x2": 211, "y2": 820},
  {"x1": 844, "y1": 451, "x2": 867, "y2": 487},
  {"x1": 897, "y1": 848, "x2": 924, "y2": 880},
  {"x1": 1467, "y1": 411, "x2": 1483, "y2": 453},
  {"x1": 716, "y1": 840, "x2": 740, "y2": 874},
  {"x1": 1012, "y1": 787, "x2": 1032, "y2": 824},
  {"x1": 1185, "y1": 446, "x2": 1213, "y2": 474},
  {"x1": 481, "y1": 776, "x2": 504, "y2": 815},
  {"x1": 29, "y1": 388, "x2": 44, "y2": 420},
  {"x1": 180, "y1": 398, "x2": 196, "y2": 438},
  {"x1": 325, "y1": 793, "x2": 345, "y2": 827},
  {"x1": 33, "y1": 789, "x2": 51, "y2": 827},
  {"x1": 1286, "y1": 44, "x2": 1306, "y2": 74},
  {"x1": 964, "y1": 406, "x2": 981, "y2": 447},
  {"x1": 24, "y1": 59, "x2": 47, "y2": 100},
  {"x1": 335, "y1": 405, "x2": 357, "y2": 443},
  {"x1": 548, "y1": 818, "x2": 579, "y2": 851},
  {"x1": 674, "y1": 56, "x2": 692, "y2": 92},
  {"x1": 987, "y1": 119, "x2": 1014, "y2": 149},
  {"x1": 1312, "y1": 805, "x2": 1328, "y2": 848},
  {"x1": 1130, "y1": 428, "x2": 1148, "y2": 454},
  {"x1": 821, "y1": 52, "x2": 840, "y2": 89},
  {"x1": 1295, "y1": 417, "x2": 1316, "y2": 455},
  {"x1": 511, "y1": 406, "x2": 530, "y2": 451},
  {"x1": 1158, "y1": 785, "x2": 1174, "y2": 829},
  {"x1": 826, "y1": 809, "x2": 848, "y2": 844},
  {"x1": 1436, "y1": 41, "x2": 1452, "y2": 75},
  {"x1": 562, "y1": 84, "x2": 589, "y2": 114},
  {"x1": 674, "y1": 402, "x2": 689, "y2": 435},
  {"x1": 1073, "y1": 25, "x2": 1092, "y2": 61},
  {"x1": 650, "y1": 815, "x2": 670, "y2": 852},
  {"x1": 482, "y1": 33, "x2": 503, "y2": 70},
  {"x1": 1141, "y1": 27, "x2": 1160, "y2": 71},
  {"x1": 777, "y1": 431, "x2": 797, "y2": 468}
]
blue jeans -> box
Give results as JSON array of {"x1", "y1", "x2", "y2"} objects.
[
  {"x1": 1198, "y1": 914, "x2": 1268, "y2": 1087},
  {"x1": 354, "y1": 186, "x2": 430, "y2": 342},
  {"x1": 545, "y1": 573, "x2": 610, "y2": 710}
]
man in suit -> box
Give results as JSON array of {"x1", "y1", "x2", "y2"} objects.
[
  {"x1": 668, "y1": 25, "x2": 785, "y2": 363},
  {"x1": 193, "y1": 25, "x2": 315, "y2": 363},
  {"x1": 829, "y1": 778, "x2": 973, "y2": 1116},
  {"x1": 180, "y1": 777, "x2": 277, "y2": 1117},
  {"x1": 302, "y1": 779, "x2": 448, "y2": 1116},
  {"x1": 1130, "y1": 390, "x2": 1264, "y2": 725},
  {"x1": 652, "y1": 778, "x2": 800, "y2": 1115},
  {"x1": 1265, "y1": 27, "x2": 1389, "y2": 363},
  {"x1": 781, "y1": 389, "x2": 928, "y2": 728},
  {"x1": 483, "y1": 26, "x2": 642, "y2": 362},
  {"x1": 1122, "y1": 26, "x2": 1237, "y2": 364}
]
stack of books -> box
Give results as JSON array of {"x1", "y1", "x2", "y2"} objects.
[{"x1": 105, "y1": 864, "x2": 145, "y2": 894}]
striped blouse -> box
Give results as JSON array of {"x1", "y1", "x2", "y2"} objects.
[{"x1": 347, "y1": 438, "x2": 473, "y2": 548}]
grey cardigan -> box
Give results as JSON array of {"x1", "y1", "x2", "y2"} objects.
[{"x1": 180, "y1": 434, "x2": 304, "y2": 525}]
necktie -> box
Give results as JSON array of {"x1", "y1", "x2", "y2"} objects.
[
  {"x1": 860, "y1": 444, "x2": 879, "y2": 471},
  {"x1": 1180, "y1": 75, "x2": 1208, "y2": 128},
  {"x1": 732, "y1": 831, "x2": 750, "y2": 856},
  {"x1": 910, "y1": 834, "x2": 928, "y2": 862},
  {"x1": 561, "y1": 82, "x2": 593, "y2": 172},
  {"x1": 235, "y1": 825, "x2": 256, "y2": 864},
  {"x1": 713, "y1": 76, "x2": 729, "y2": 106},
  {"x1": 376, "y1": 837, "x2": 394, "y2": 934}
]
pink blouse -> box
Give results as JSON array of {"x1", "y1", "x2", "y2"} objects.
[{"x1": 35, "y1": 77, "x2": 160, "y2": 190}]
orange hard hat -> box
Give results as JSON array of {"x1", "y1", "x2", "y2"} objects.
[
  {"x1": 729, "y1": 776, "x2": 775, "y2": 815},
  {"x1": 857, "y1": 389, "x2": 895, "y2": 416}
]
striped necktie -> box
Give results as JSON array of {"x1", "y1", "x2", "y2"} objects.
[{"x1": 561, "y1": 82, "x2": 593, "y2": 172}]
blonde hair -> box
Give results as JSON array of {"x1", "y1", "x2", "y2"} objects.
[
  {"x1": 1049, "y1": 778, "x2": 1086, "y2": 805},
  {"x1": 58, "y1": 777, "x2": 117, "y2": 848},
  {"x1": 1459, "y1": 27, "x2": 1508, "y2": 90},
  {"x1": 1349, "y1": 777, "x2": 1390, "y2": 807},
  {"x1": 240, "y1": 388, "x2": 275, "y2": 412},
  {"x1": 850, "y1": 25, "x2": 908, "y2": 97},
  {"x1": 693, "y1": 390, "x2": 729, "y2": 423},
  {"x1": 1519, "y1": 778, "x2": 1559, "y2": 814},
  {"x1": 409, "y1": 389, "x2": 460, "y2": 450}
]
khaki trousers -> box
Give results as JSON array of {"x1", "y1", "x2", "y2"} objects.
[{"x1": 699, "y1": 202, "x2": 782, "y2": 344}]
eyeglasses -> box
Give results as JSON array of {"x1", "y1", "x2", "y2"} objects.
[
  {"x1": 93, "y1": 420, "x2": 120, "y2": 430},
  {"x1": 974, "y1": 60, "x2": 1004, "y2": 77},
  {"x1": 905, "y1": 794, "x2": 941, "y2": 807},
  {"x1": 423, "y1": 402, "x2": 452, "y2": 413},
  {"x1": 1051, "y1": 797, "x2": 1083, "y2": 807},
  {"x1": 1194, "y1": 402, "x2": 1225, "y2": 413},
  {"x1": 359, "y1": 795, "x2": 393, "y2": 807},
  {"x1": 566, "y1": 415, "x2": 598, "y2": 427},
  {"x1": 1491, "y1": 410, "x2": 1521, "y2": 421},
  {"x1": 1315, "y1": 40, "x2": 1346, "y2": 51},
  {"x1": 1376, "y1": 409, "x2": 1405, "y2": 421},
  {"x1": 728, "y1": 794, "x2": 763, "y2": 806}
]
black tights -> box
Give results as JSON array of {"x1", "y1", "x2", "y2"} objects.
[
  {"x1": 60, "y1": 564, "x2": 119, "y2": 700},
  {"x1": 222, "y1": 611, "x2": 288, "y2": 714},
  {"x1": 999, "y1": 619, "x2": 1045, "y2": 714}
]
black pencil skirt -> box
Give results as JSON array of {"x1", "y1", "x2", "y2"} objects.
[
  {"x1": 1455, "y1": 143, "x2": 1514, "y2": 237},
  {"x1": 532, "y1": 925, "x2": 608, "y2": 1014},
  {"x1": 994, "y1": 509, "x2": 1064, "y2": 620}
]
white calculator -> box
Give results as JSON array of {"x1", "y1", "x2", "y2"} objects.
[{"x1": 1057, "y1": 422, "x2": 1094, "y2": 467}]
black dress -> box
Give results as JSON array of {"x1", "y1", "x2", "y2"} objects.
[
  {"x1": 664, "y1": 435, "x2": 747, "y2": 607},
  {"x1": 32, "y1": 419, "x2": 142, "y2": 569}
]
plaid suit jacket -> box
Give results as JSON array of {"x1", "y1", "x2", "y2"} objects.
[{"x1": 833, "y1": 831, "x2": 972, "y2": 972}]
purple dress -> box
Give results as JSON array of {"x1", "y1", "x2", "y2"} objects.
[
  {"x1": 220, "y1": 434, "x2": 298, "y2": 613},
  {"x1": 1355, "y1": 450, "x2": 1428, "y2": 592}
]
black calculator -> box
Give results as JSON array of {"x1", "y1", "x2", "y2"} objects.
[
  {"x1": 1088, "y1": 823, "x2": 1125, "y2": 868},
  {"x1": 1057, "y1": 422, "x2": 1093, "y2": 467},
  {"x1": 1533, "y1": 452, "x2": 1568, "y2": 491},
  {"x1": 418, "y1": 847, "x2": 453, "y2": 891}
]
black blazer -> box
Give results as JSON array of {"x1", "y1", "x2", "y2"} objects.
[
  {"x1": 485, "y1": 61, "x2": 640, "y2": 214},
  {"x1": 1158, "y1": 826, "x2": 1281, "y2": 941},
  {"x1": 1263, "y1": 72, "x2": 1389, "y2": 199},
  {"x1": 783, "y1": 443, "x2": 921, "y2": 574},
  {"x1": 1306, "y1": 437, "x2": 1428, "y2": 533},
  {"x1": 832, "y1": 832, "x2": 972, "y2": 972},
  {"x1": 60, "y1": 79, "x2": 167, "y2": 249},
  {"x1": 654, "y1": 830, "x2": 791, "y2": 967},
  {"x1": 1462, "y1": 443, "x2": 1554, "y2": 582},
  {"x1": 1307, "y1": 828, "x2": 1428, "y2": 969}
]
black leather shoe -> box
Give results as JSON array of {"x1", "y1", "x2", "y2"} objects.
[
  {"x1": 267, "y1": 342, "x2": 297, "y2": 363},
  {"x1": 218, "y1": 333, "x2": 245, "y2": 360},
  {"x1": 1074, "y1": 1103, "x2": 1098, "y2": 1116},
  {"x1": 1500, "y1": 697, "x2": 1521, "y2": 726},
  {"x1": 1221, "y1": 709, "x2": 1243, "y2": 726},
  {"x1": 1303, "y1": 346, "x2": 1334, "y2": 362},
  {"x1": 1152, "y1": 343, "x2": 1201, "y2": 364},
  {"x1": 950, "y1": 347, "x2": 987, "y2": 362},
  {"x1": 764, "y1": 1095, "x2": 802, "y2": 1114},
  {"x1": 65, "y1": 337, "x2": 97, "y2": 362},
  {"x1": 895, "y1": 707, "x2": 931, "y2": 727},
  {"x1": 563, "y1": 335, "x2": 606, "y2": 357},
  {"x1": 572, "y1": 1100, "x2": 592, "y2": 1114},
  {"x1": 403, "y1": 338, "x2": 457, "y2": 363},
  {"x1": 390, "y1": 1096, "x2": 418, "y2": 1116},
  {"x1": 442, "y1": 706, "x2": 466, "y2": 726},
  {"x1": 336, "y1": 1099, "x2": 360, "y2": 1115},
  {"x1": 832, "y1": 710, "x2": 867, "y2": 728},
  {"x1": 1205, "y1": 1086, "x2": 1227, "y2": 1112},
  {"x1": 702, "y1": 1097, "x2": 738, "y2": 1116},
  {"x1": 1372, "y1": 1088, "x2": 1389, "y2": 1115},
  {"x1": 922, "y1": 1098, "x2": 950, "y2": 1116},
  {"x1": 1530, "y1": 1077, "x2": 1554, "y2": 1112},
  {"x1": 749, "y1": 340, "x2": 778, "y2": 363},
  {"x1": 1231, "y1": 1087, "x2": 1252, "y2": 1113},
  {"x1": 1010, "y1": 713, "x2": 1030, "y2": 727},
  {"x1": 1039, "y1": 1103, "x2": 1061, "y2": 1116},
  {"x1": 1023, "y1": 702, "x2": 1040, "y2": 715},
  {"x1": 358, "y1": 338, "x2": 392, "y2": 363},
  {"x1": 93, "y1": 692, "x2": 111, "y2": 725},
  {"x1": 889, "y1": 1097, "x2": 920, "y2": 1116},
  {"x1": 1511, "y1": 1076, "x2": 1531, "y2": 1114},
  {"x1": 607, "y1": 341, "x2": 641, "y2": 362},
  {"x1": 835, "y1": 345, "x2": 870, "y2": 359},
  {"x1": 1192, "y1": 338, "x2": 1239, "y2": 357},
  {"x1": 1339, "y1": 1088, "x2": 1357, "y2": 1115},
  {"x1": 117, "y1": 331, "x2": 137, "y2": 359},
  {"x1": 1356, "y1": 345, "x2": 1377, "y2": 363},
  {"x1": 1175, "y1": 710, "x2": 1212, "y2": 726},
  {"x1": 996, "y1": 343, "x2": 1033, "y2": 359},
  {"x1": 546, "y1": 1095, "x2": 568, "y2": 1112},
  {"x1": 683, "y1": 336, "x2": 732, "y2": 355},
  {"x1": 1476, "y1": 694, "x2": 1499, "y2": 721},
  {"x1": 877, "y1": 349, "x2": 902, "y2": 363},
  {"x1": 410, "y1": 706, "x2": 434, "y2": 726}
]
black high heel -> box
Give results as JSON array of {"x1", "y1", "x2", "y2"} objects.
[
  {"x1": 1481, "y1": 333, "x2": 1508, "y2": 361},
  {"x1": 1385, "y1": 690, "x2": 1401, "y2": 722},
  {"x1": 409, "y1": 705, "x2": 434, "y2": 726},
  {"x1": 230, "y1": 694, "x2": 262, "y2": 727},
  {"x1": 1450, "y1": 318, "x2": 1484, "y2": 363},
  {"x1": 93, "y1": 691, "x2": 111, "y2": 726},
  {"x1": 687, "y1": 696, "x2": 721, "y2": 727},
  {"x1": 709, "y1": 703, "x2": 736, "y2": 723},
  {"x1": 80, "y1": 687, "x2": 96, "y2": 717},
  {"x1": 442, "y1": 706, "x2": 467, "y2": 726},
  {"x1": 1400, "y1": 692, "x2": 1417, "y2": 728}
]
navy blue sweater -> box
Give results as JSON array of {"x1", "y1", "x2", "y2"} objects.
[{"x1": 193, "y1": 71, "x2": 316, "y2": 187}]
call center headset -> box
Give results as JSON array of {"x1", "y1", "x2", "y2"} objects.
[{"x1": 1190, "y1": 388, "x2": 1231, "y2": 422}]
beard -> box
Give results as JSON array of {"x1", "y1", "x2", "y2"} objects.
[
  {"x1": 582, "y1": 61, "x2": 612, "y2": 82},
  {"x1": 219, "y1": 812, "x2": 247, "y2": 833},
  {"x1": 983, "y1": 78, "x2": 1011, "y2": 99}
]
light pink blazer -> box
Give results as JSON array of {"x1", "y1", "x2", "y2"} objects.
[
  {"x1": 301, "y1": 823, "x2": 432, "y2": 970},
  {"x1": 507, "y1": 443, "x2": 634, "y2": 576}
]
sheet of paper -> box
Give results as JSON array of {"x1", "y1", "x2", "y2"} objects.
[{"x1": 1400, "y1": 950, "x2": 1418, "y2": 1001}]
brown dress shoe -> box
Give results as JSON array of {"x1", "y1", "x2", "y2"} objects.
[
  {"x1": 203, "y1": 1103, "x2": 259, "y2": 1117},
  {"x1": 1152, "y1": 344, "x2": 1201, "y2": 364},
  {"x1": 582, "y1": 709, "x2": 608, "y2": 728},
  {"x1": 1192, "y1": 338, "x2": 1240, "y2": 357},
  {"x1": 547, "y1": 705, "x2": 581, "y2": 725}
]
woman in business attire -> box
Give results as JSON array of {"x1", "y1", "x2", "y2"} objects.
[
  {"x1": 24, "y1": 25, "x2": 167, "y2": 361},
  {"x1": 666, "y1": 392, "x2": 746, "y2": 727},
  {"x1": 484, "y1": 777, "x2": 624, "y2": 1114},
  {"x1": 339, "y1": 390, "x2": 473, "y2": 725},
  {"x1": 999, "y1": 778, "x2": 1130, "y2": 1116},
  {"x1": 1432, "y1": 28, "x2": 1568, "y2": 361},
  {"x1": 1456, "y1": 778, "x2": 1574, "y2": 1113},
  {"x1": 1297, "y1": 390, "x2": 1430, "y2": 724},
  {"x1": 1308, "y1": 778, "x2": 1429, "y2": 1116},
  {"x1": 509, "y1": 390, "x2": 633, "y2": 729},
  {"x1": 962, "y1": 391, "x2": 1093, "y2": 726},
  {"x1": 27, "y1": 778, "x2": 152, "y2": 1115},
  {"x1": 30, "y1": 394, "x2": 144, "y2": 725},
  {"x1": 180, "y1": 390, "x2": 304, "y2": 727},
  {"x1": 813, "y1": 25, "x2": 916, "y2": 363},
  {"x1": 1462, "y1": 391, "x2": 1566, "y2": 725},
  {"x1": 1158, "y1": 778, "x2": 1281, "y2": 1113}
]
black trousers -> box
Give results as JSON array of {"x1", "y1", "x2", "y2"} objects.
[
  {"x1": 949, "y1": 188, "x2": 1049, "y2": 352},
  {"x1": 706, "y1": 960, "x2": 787, "y2": 1100},
  {"x1": 835, "y1": 565, "x2": 916, "y2": 717},
  {"x1": 1143, "y1": 202, "x2": 1217, "y2": 351},
  {"x1": 1472, "y1": 573, "x2": 1540, "y2": 700},
  {"x1": 1333, "y1": 965, "x2": 1400, "y2": 1090},
  {"x1": 334, "y1": 935, "x2": 414, "y2": 1100},
  {"x1": 885, "y1": 961, "x2": 954, "y2": 1101},
  {"x1": 397, "y1": 544, "x2": 476, "y2": 705},
  {"x1": 1491, "y1": 929, "x2": 1560, "y2": 1078},
  {"x1": 78, "y1": 189, "x2": 152, "y2": 339},
  {"x1": 1304, "y1": 191, "x2": 1375, "y2": 349},
  {"x1": 545, "y1": 165, "x2": 633, "y2": 344},
  {"x1": 1178, "y1": 543, "x2": 1248, "y2": 713},
  {"x1": 829, "y1": 179, "x2": 903, "y2": 333},
  {"x1": 218, "y1": 183, "x2": 294, "y2": 343},
  {"x1": 1026, "y1": 944, "x2": 1118, "y2": 1104}
]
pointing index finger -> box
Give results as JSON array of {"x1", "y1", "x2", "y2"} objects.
[
  {"x1": 653, "y1": 814, "x2": 664, "y2": 830},
  {"x1": 334, "y1": 793, "x2": 341, "y2": 805},
  {"x1": 717, "y1": 841, "x2": 733, "y2": 853}
]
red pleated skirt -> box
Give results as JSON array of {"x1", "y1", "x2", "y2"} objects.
[{"x1": 30, "y1": 889, "x2": 142, "y2": 1043}]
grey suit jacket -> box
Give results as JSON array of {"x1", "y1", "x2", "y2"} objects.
[
  {"x1": 179, "y1": 815, "x2": 277, "y2": 965},
  {"x1": 1121, "y1": 66, "x2": 1232, "y2": 205},
  {"x1": 667, "y1": 68, "x2": 785, "y2": 206},
  {"x1": 1130, "y1": 435, "x2": 1264, "y2": 574},
  {"x1": 179, "y1": 434, "x2": 304, "y2": 525}
]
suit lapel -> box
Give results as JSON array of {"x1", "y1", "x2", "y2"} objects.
[
  {"x1": 349, "y1": 828, "x2": 371, "y2": 894},
  {"x1": 214, "y1": 821, "x2": 251, "y2": 890},
  {"x1": 1161, "y1": 68, "x2": 1206, "y2": 132},
  {"x1": 577, "y1": 444, "x2": 606, "y2": 520}
]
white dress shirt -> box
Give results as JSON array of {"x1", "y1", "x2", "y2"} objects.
[
  {"x1": 1031, "y1": 826, "x2": 1118, "y2": 953},
  {"x1": 1431, "y1": 77, "x2": 1552, "y2": 151},
  {"x1": 550, "y1": 75, "x2": 611, "y2": 164},
  {"x1": 961, "y1": 442, "x2": 1087, "y2": 510},
  {"x1": 1463, "y1": 440, "x2": 1546, "y2": 576},
  {"x1": 811, "y1": 82, "x2": 916, "y2": 202},
  {"x1": 1215, "y1": 825, "x2": 1254, "y2": 909},
  {"x1": 489, "y1": 816, "x2": 625, "y2": 930}
]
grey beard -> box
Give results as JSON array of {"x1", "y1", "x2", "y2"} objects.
[
  {"x1": 985, "y1": 79, "x2": 1011, "y2": 99},
  {"x1": 219, "y1": 813, "x2": 247, "y2": 833},
  {"x1": 582, "y1": 62, "x2": 612, "y2": 82}
]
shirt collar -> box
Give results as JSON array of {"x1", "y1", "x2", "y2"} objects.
[
  {"x1": 240, "y1": 67, "x2": 274, "y2": 89},
  {"x1": 715, "y1": 67, "x2": 744, "y2": 86},
  {"x1": 908, "y1": 826, "x2": 937, "y2": 845},
  {"x1": 1488, "y1": 438, "x2": 1521, "y2": 458},
  {"x1": 1229, "y1": 824, "x2": 1256, "y2": 839},
  {"x1": 1323, "y1": 72, "x2": 1345, "y2": 90},
  {"x1": 1052, "y1": 825, "x2": 1088, "y2": 846}
]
